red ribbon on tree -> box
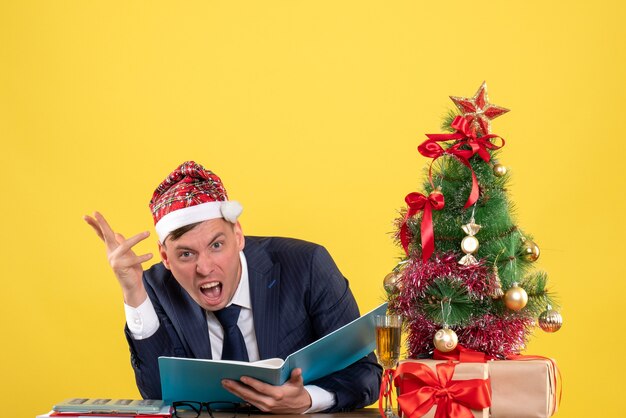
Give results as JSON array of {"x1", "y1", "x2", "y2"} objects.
[
  {"x1": 393, "y1": 361, "x2": 491, "y2": 418},
  {"x1": 400, "y1": 190, "x2": 445, "y2": 261},
  {"x1": 418, "y1": 116, "x2": 505, "y2": 208},
  {"x1": 433, "y1": 344, "x2": 494, "y2": 363}
]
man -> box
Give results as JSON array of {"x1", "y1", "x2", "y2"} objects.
[{"x1": 84, "y1": 161, "x2": 381, "y2": 414}]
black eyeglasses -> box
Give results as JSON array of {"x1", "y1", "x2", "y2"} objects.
[{"x1": 172, "y1": 401, "x2": 250, "y2": 418}]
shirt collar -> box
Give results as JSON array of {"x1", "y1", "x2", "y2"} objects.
[{"x1": 227, "y1": 251, "x2": 251, "y2": 310}]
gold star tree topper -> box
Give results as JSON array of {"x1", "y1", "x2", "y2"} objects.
[{"x1": 450, "y1": 81, "x2": 510, "y2": 135}]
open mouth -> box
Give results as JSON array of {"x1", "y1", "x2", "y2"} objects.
[{"x1": 200, "y1": 281, "x2": 223, "y2": 300}]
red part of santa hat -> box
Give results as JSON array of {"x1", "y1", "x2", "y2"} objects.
[{"x1": 149, "y1": 161, "x2": 242, "y2": 243}]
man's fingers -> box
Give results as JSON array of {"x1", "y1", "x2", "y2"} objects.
[
  {"x1": 109, "y1": 251, "x2": 153, "y2": 271},
  {"x1": 222, "y1": 379, "x2": 272, "y2": 412},
  {"x1": 114, "y1": 231, "x2": 151, "y2": 254},
  {"x1": 222, "y1": 372, "x2": 311, "y2": 414},
  {"x1": 86, "y1": 213, "x2": 151, "y2": 257},
  {"x1": 136, "y1": 253, "x2": 154, "y2": 264},
  {"x1": 221, "y1": 379, "x2": 254, "y2": 399},
  {"x1": 235, "y1": 371, "x2": 304, "y2": 396},
  {"x1": 83, "y1": 215, "x2": 105, "y2": 241},
  {"x1": 239, "y1": 376, "x2": 277, "y2": 396},
  {"x1": 93, "y1": 212, "x2": 120, "y2": 249},
  {"x1": 288, "y1": 368, "x2": 304, "y2": 386}
]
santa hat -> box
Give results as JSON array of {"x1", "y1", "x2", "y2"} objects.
[{"x1": 149, "y1": 161, "x2": 243, "y2": 243}]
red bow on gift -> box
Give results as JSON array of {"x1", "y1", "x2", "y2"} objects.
[
  {"x1": 418, "y1": 116, "x2": 505, "y2": 209},
  {"x1": 394, "y1": 361, "x2": 491, "y2": 418},
  {"x1": 400, "y1": 190, "x2": 445, "y2": 261}
]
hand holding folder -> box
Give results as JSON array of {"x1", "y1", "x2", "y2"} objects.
[{"x1": 159, "y1": 302, "x2": 388, "y2": 403}]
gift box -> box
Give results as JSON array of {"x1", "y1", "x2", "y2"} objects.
[
  {"x1": 394, "y1": 360, "x2": 490, "y2": 418},
  {"x1": 393, "y1": 357, "x2": 559, "y2": 418},
  {"x1": 489, "y1": 358, "x2": 558, "y2": 418}
]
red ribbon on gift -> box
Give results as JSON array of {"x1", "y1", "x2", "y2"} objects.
[
  {"x1": 399, "y1": 190, "x2": 445, "y2": 261},
  {"x1": 378, "y1": 368, "x2": 396, "y2": 418},
  {"x1": 394, "y1": 361, "x2": 491, "y2": 418},
  {"x1": 431, "y1": 347, "x2": 562, "y2": 416},
  {"x1": 418, "y1": 116, "x2": 505, "y2": 208}
]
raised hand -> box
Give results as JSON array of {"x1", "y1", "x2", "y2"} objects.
[{"x1": 83, "y1": 211, "x2": 153, "y2": 307}]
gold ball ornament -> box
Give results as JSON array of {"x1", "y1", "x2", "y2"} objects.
[
  {"x1": 521, "y1": 239, "x2": 540, "y2": 262},
  {"x1": 504, "y1": 283, "x2": 528, "y2": 311},
  {"x1": 383, "y1": 271, "x2": 402, "y2": 293},
  {"x1": 493, "y1": 163, "x2": 507, "y2": 177},
  {"x1": 538, "y1": 305, "x2": 563, "y2": 332},
  {"x1": 429, "y1": 187, "x2": 444, "y2": 200},
  {"x1": 433, "y1": 327, "x2": 458, "y2": 352}
]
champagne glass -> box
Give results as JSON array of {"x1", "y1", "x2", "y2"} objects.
[{"x1": 375, "y1": 314, "x2": 402, "y2": 418}]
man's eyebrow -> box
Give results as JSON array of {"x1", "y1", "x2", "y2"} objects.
[
  {"x1": 173, "y1": 232, "x2": 226, "y2": 250},
  {"x1": 207, "y1": 232, "x2": 226, "y2": 246}
]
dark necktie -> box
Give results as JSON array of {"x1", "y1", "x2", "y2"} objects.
[{"x1": 214, "y1": 304, "x2": 249, "y2": 362}]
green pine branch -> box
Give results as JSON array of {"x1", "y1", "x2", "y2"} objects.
[{"x1": 422, "y1": 278, "x2": 489, "y2": 326}]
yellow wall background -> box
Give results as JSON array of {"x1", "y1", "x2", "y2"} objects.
[{"x1": 1, "y1": 1, "x2": 624, "y2": 417}]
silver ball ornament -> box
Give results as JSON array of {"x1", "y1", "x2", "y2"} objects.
[
  {"x1": 538, "y1": 305, "x2": 563, "y2": 332},
  {"x1": 383, "y1": 271, "x2": 402, "y2": 293}
]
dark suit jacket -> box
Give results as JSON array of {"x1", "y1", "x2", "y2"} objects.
[{"x1": 125, "y1": 236, "x2": 382, "y2": 412}]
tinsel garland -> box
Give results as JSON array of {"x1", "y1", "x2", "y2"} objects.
[
  {"x1": 397, "y1": 253, "x2": 493, "y2": 297},
  {"x1": 456, "y1": 314, "x2": 535, "y2": 358},
  {"x1": 389, "y1": 252, "x2": 536, "y2": 358}
]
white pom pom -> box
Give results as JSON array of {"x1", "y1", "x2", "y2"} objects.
[{"x1": 220, "y1": 200, "x2": 243, "y2": 223}]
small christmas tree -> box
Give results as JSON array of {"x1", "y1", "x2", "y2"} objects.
[{"x1": 386, "y1": 82, "x2": 563, "y2": 359}]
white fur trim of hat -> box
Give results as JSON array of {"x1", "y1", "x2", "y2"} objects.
[{"x1": 155, "y1": 200, "x2": 243, "y2": 243}]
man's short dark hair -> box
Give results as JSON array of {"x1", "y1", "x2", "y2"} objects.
[
  {"x1": 164, "y1": 219, "x2": 236, "y2": 244},
  {"x1": 165, "y1": 222, "x2": 202, "y2": 243}
]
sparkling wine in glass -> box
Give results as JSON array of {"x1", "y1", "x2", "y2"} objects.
[{"x1": 375, "y1": 314, "x2": 402, "y2": 418}]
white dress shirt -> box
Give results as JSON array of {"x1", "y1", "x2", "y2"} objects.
[{"x1": 124, "y1": 252, "x2": 335, "y2": 413}]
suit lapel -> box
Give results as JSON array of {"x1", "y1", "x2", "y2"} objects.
[
  {"x1": 245, "y1": 238, "x2": 281, "y2": 359},
  {"x1": 164, "y1": 275, "x2": 212, "y2": 359}
]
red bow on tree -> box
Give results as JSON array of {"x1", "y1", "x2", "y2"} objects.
[
  {"x1": 433, "y1": 344, "x2": 494, "y2": 363},
  {"x1": 400, "y1": 190, "x2": 445, "y2": 261},
  {"x1": 418, "y1": 116, "x2": 505, "y2": 208},
  {"x1": 394, "y1": 361, "x2": 492, "y2": 418}
]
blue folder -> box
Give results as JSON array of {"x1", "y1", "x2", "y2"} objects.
[{"x1": 159, "y1": 302, "x2": 388, "y2": 403}]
